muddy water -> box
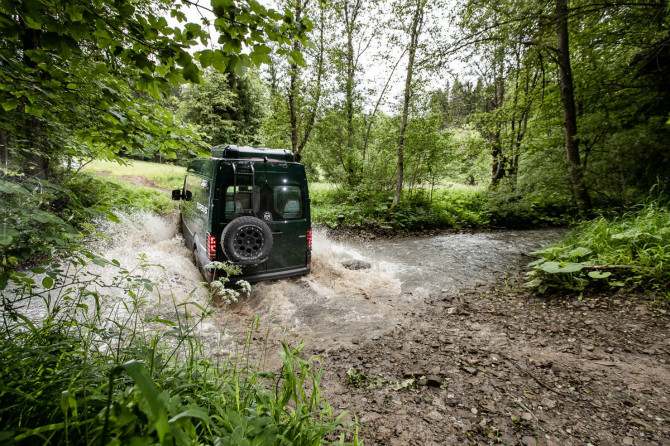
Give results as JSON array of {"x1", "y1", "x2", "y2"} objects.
[
  {"x1": 227, "y1": 228, "x2": 567, "y2": 346},
  {"x1": 331, "y1": 229, "x2": 567, "y2": 293},
  {"x1": 5, "y1": 213, "x2": 565, "y2": 349}
]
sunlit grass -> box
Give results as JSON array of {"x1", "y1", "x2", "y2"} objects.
[
  {"x1": 435, "y1": 181, "x2": 486, "y2": 195},
  {"x1": 86, "y1": 159, "x2": 186, "y2": 190},
  {"x1": 309, "y1": 182, "x2": 338, "y2": 193}
]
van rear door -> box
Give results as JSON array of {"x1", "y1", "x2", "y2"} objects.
[
  {"x1": 218, "y1": 160, "x2": 267, "y2": 275},
  {"x1": 263, "y1": 166, "x2": 310, "y2": 271}
]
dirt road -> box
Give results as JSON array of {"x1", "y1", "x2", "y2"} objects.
[
  {"x1": 310, "y1": 285, "x2": 670, "y2": 445},
  {"x1": 86, "y1": 206, "x2": 670, "y2": 445}
]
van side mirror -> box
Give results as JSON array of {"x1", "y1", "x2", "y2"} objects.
[
  {"x1": 184, "y1": 190, "x2": 192, "y2": 201},
  {"x1": 172, "y1": 189, "x2": 182, "y2": 201}
]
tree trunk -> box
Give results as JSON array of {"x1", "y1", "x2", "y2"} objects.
[
  {"x1": 296, "y1": 0, "x2": 324, "y2": 162},
  {"x1": 344, "y1": 0, "x2": 355, "y2": 157},
  {"x1": 387, "y1": 1, "x2": 424, "y2": 219},
  {"x1": 288, "y1": 0, "x2": 303, "y2": 156},
  {"x1": 556, "y1": 0, "x2": 591, "y2": 216},
  {"x1": 0, "y1": 129, "x2": 7, "y2": 169}
]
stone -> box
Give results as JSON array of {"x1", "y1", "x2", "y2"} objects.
[
  {"x1": 341, "y1": 259, "x2": 372, "y2": 270},
  {"x1": 521, "y1": 436, "x2": 538, "y2": 446},
  {"x1": 426, "y1": 375, "x2": 443, "y2": 387},
  {"x1": 540, "y1": 398, "x2": 556, "y2": 409}
]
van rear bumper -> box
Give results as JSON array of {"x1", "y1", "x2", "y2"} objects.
[
  {"x1": 207, "y1": 265, "x2": 311, "y2": 284},
  {"x1": 238, "y1": 265, "x2": 311, "y2": 284}
]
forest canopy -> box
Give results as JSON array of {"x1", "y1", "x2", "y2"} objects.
[{"x1": 1, "y1": 0, "x2": 669, "y2": 219}]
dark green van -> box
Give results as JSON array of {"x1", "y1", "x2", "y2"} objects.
[{"x1": 172, "y1": 145, "x2": 312, "y2": 283}]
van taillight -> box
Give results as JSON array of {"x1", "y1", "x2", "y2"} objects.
[
  {"x1": 206, "y1": 233, "x2": 217, "y2": 260},
  {"x1": 306, "y1": 229, "x2": 312, "y2": 251}
]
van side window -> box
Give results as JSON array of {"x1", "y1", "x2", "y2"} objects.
[
  {"x1": 185, "y1": 175, "x2": 209, "y2": 207},
  {"x1": 274, "y1": 186, "x2": 302, "y2": 219}
]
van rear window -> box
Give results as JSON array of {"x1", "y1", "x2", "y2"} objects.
[
  {"x1": 224, "y1": 185, "x2": 303, "y2": 221},
  {"x1": 274, "y1": 186, "x2": 303, "y2": 219}
]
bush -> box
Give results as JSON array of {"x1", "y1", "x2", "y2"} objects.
[
  {"x1": 526, "y1": 201, "x2": 670, "y2": 299},
  {"x1": 311, "y1": 185, "x2": 490, "y2": 231},
  {"x1": 484, "y1": 180, "x2": 576, "y2": 228}
]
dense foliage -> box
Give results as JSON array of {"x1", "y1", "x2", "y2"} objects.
[
  {"x1": 1, "y1": 1, "x2": 669, "y2": 443},
  {"x1": 527, "y1": 199, "x2": 670, "y2": 299},
  {"x1": 0, "y1": 0, "x2": 310, "y2": 177},
  {"x1": 0, "y1": 260, "x2": 356, "y2": 445}
]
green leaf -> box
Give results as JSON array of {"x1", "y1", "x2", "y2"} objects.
[
  {"x1": 588, "y1": 271, "x2": 612, "y2": 279},
  {"x1": 287, "y1": 49, "x2": 305, "y2": 66},
  {"x1": 42, "y1": 276, "x2": 54, "y2": 288},
  {"x1": 168, "y1": 408, "x2": 212, "y2": 424},
  {"x1": 182, "y1": 63, "x2": 200, "y2": 83},
  {"x1": 0, "y1": 233, "x2": 13, "y2": 246},
  {"x1": 119, "y1": 361, "x2": 171, "y2": 442},
  {"x1": 1, "y1": 99, "x2": 18, "y2": 111},
  {"x1": 540, "y1": 261, "x2": 584, "y2": 274},
  {"x1": 198, "y1": 49, "x2": 214, "y2": 68},
  {"x1": 106, "y1": 211, "x2": 120, "y2": 223},
  {"x1": 525, "y1": 277, "x2": 543, "y2": 288},
  {"x1": 568, "y1": 247, "x2": 592, "y2": 258}
]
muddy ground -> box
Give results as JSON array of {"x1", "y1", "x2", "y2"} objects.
[{"x1": 223, "y1": 279, "x2": 670, "y2": 446}]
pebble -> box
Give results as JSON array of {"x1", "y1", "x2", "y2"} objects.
[{"x1": 521, "y1": 436, "x2": 537, "y2": 446}]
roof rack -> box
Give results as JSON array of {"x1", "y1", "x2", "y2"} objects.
[{"x1": 211, "y1": 144, "x2": 294, "y2": 162}]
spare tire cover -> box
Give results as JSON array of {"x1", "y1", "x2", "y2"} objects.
[{"x1": 221, "y1": 216, "x2": 273, "y2": 265}]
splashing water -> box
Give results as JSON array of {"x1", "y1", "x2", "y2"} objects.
[{"x1": 235, "y1": 229, "x2": 403, "y2": 343}]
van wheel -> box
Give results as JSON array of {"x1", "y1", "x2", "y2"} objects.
[{"x1": 221, "y1": 216, "x2": 273, "y2": 265}]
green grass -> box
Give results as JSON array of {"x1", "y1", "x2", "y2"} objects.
[
  {"x1": 71, "y1": 172, "x2": 176, "y2": 214},
  {"x1": 85, "y1": 159, "x2": 186, "y2": 190},
  {"x1": 311, "y1": 184, "x2": 490, "y2": 230},
  {"x1": 526, "y1": 201, "x2": 670, "y2": 299},
  {"x1": 0, "y1": 171, "x2": 174, "y2": 287},
  {"x1": 2, "y1": 161, "x2": 358, "y2": 445},
  {"x1": 0, "y1": 255, "x2": 359, "y2": 445}
]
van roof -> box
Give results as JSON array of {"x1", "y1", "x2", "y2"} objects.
[{"x1": 211, "y1": 145, "x2": 295, "y2": 162}]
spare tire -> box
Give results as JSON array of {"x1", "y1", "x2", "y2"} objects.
[{"x1": 221, "y1": 216, "x2": 273, "y2": 265}]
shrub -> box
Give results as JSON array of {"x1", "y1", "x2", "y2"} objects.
[{"x1": 526, "y1": 201, "x2": 670, "y2": 299}]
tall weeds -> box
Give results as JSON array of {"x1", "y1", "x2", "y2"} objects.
[
  {"x1": 0, "y1": 253, "x2": 357, "y2": 445},
  {"x1": 526, "y1": 200, "x2": 670, "y2": 299}
]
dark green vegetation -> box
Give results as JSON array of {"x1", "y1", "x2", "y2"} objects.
[
  {"x1": 527, "y1": 199, "x2": 670, "y2": 300},
  {"x1": 1, "y1": 261, "x2": 356, "y2": 445},
  {"x1": 0, "y1": 2, "x2": 355, "y2": 445},
  {"x1": 0, "y1": 172, "x2": 172, "y2": 286}
]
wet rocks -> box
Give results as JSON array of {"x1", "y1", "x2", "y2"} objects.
[{"x1": 341, "y1": 259, "x2": 372, "y2": 270}]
